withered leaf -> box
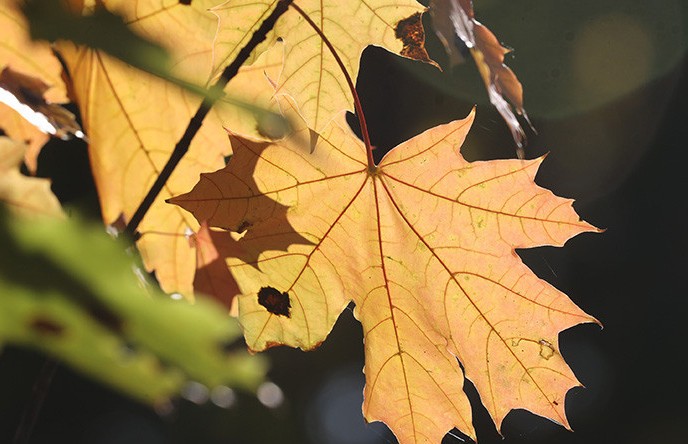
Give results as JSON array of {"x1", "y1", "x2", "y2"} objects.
[
  {"x1": 429, "y1": 0, "x2": 531, "y2": 157},
  {"x1": 0, "y1": 67, "x2": 85, "y2": 142}
]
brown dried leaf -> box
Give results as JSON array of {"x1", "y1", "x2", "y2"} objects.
[
  {"x1": 0, "y1": 67, "x2": 84, "y2": 141},
  {"x1": 429, "y1": 0, "x2": 531, "y2": 156}
]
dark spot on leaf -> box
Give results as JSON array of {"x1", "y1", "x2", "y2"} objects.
[
  {"x1": 179, "y1": 0, "x2": 192, "y2": 5},
  {"x1": 538, "y1": 339, "x2": 555, "y2": 360},
  {"x1": 30, "y1": 317, "x2": 65, "y2": 336},
  {"x1": 395, "y1": 13, "x2": 437, "y2": 67},
  {"x1": 258, "y1": 286, "x2": 291, "y2": 317},
  {"x1": 236, "y1": 220, "x2": 252, "y2": 233},
  {"x1": 553, "y1": 400, "x2": 559, "y2": 406}
]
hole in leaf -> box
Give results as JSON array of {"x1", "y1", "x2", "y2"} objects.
[
  {"x1": 258, "y1": 286, "x2": 291, "y2": 317},
  {"x1": 236, "y1": 220, "x2": 252, "y2": 233}
]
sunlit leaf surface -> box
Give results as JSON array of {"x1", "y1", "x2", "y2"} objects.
[
  {"x1": 0, "y1": 136, "x2": 63, "y2": 217},
  {"x1": 0, "y1": 1, "x2": 67, "y2": 170},
  {"x1": 173, "y1": 105, "x2": 599, "y2": 443},
  {"x1": 212, "y1": 0, "x2": 432, "y2": 135},
  {"x1": 56, "y1": 0, "x2": 229, "y2": 296}
]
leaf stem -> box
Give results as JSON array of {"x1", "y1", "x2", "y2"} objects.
[
  {"x1": 124, "y1": 0, "x2": 294, "y2": 239},
  {"x1": 288, "y1": 2, "x2": 376, "y2": 172}
]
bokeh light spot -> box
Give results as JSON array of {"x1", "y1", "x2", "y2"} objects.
[
  {"x1": 257, "y1": 381, "x2": 284, "y2": 408},
  {"x1": 572, "y1": 14, "x2": 654, "y2": 104}
]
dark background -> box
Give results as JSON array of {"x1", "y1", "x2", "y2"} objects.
[{"x1": 1, "y1": 1, "x2": 687, "y2": 443}]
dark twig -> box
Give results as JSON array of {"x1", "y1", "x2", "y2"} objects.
[
  {"x1": 13, "y1": 358, "x2": 58, "y2": 444},
  {"x1": 125, "y1": 0, "x2": 294, "y2": 239}
]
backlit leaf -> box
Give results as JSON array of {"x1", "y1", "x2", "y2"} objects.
[
  {"x1": 0, "y1": 0, "x2": 68, "y2": 170},
  {"x1": 55, "y1": 0, "x2": 230, "y2": 296},
  {"x1": 0, "y1": 136, "x2": 63, "y2": 218},
  {"x1": 211, "y1": 0, "x2": 433, "y2": 135},
  {"x1": 173, "y1": 107, "x2": 599, "y2": 443},
  {"x1": 0, "y1": 106, "x2": 48, "y2": 172},
  {"x1": 0, "y1": 1, "x2": 66, "y2": 103}
]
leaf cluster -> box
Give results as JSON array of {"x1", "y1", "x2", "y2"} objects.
[{"x1": 0, "y1": 0, "x2": 599, "y2": 442}]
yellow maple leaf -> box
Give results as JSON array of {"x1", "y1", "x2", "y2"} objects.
[
  {"x1": 0, "y1": 136, "x2": 63, "y2": 218},
  {"x1": 211, "y1": 0, "x2": 434, "y2": 136},
  {"x1": 0, "y1": 2, "x2": 66, "y2": 103},
  {"x1": 51, "y1": 0, "x2": 315, "y2": 295},
  {"x1": 172, "y1": 104, "x2": 599, "y2": 443},
  {"x1": 55, "y1": 0, "x2": 230, "y2": 295},
  {"x1": 216, "y1": 38, "x2": 287, "y2": 139}
]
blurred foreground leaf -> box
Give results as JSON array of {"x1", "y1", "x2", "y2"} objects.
[
  {"x1": 22, "y1": 0, "x2": 171, "y2": 80},
  {"x1": 0, "y1": 209, "x2": 267, "y2": 405},
  {"x1": 21, "y1": 0, "x2": 289, "y2": 126}
]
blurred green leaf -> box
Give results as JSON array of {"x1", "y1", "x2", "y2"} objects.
[
  {"x1": 22, "y1": 0, "x2": 172, "y2": 79},
  {"x1": 0, "y1": 209, "x2": 267, "y2": 405}
]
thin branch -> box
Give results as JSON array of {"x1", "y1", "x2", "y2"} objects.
[
  {"x1": 125, "y1": 0, "x2": 294, "y2": 239},
  {"x1": 13, "y1": 358, "x2": 58, "y2": 444},
  {"x1": 288, "y1": 2, "x2": 376, "y2": 172}
]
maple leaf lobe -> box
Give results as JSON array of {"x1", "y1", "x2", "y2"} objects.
[{"x1": 258, "y1": 286, "x2": 291, "y2": 318}]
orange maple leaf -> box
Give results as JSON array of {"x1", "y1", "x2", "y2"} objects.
[{"x1": 173, "y1": 104, "x2": 599, "y2": 443}]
